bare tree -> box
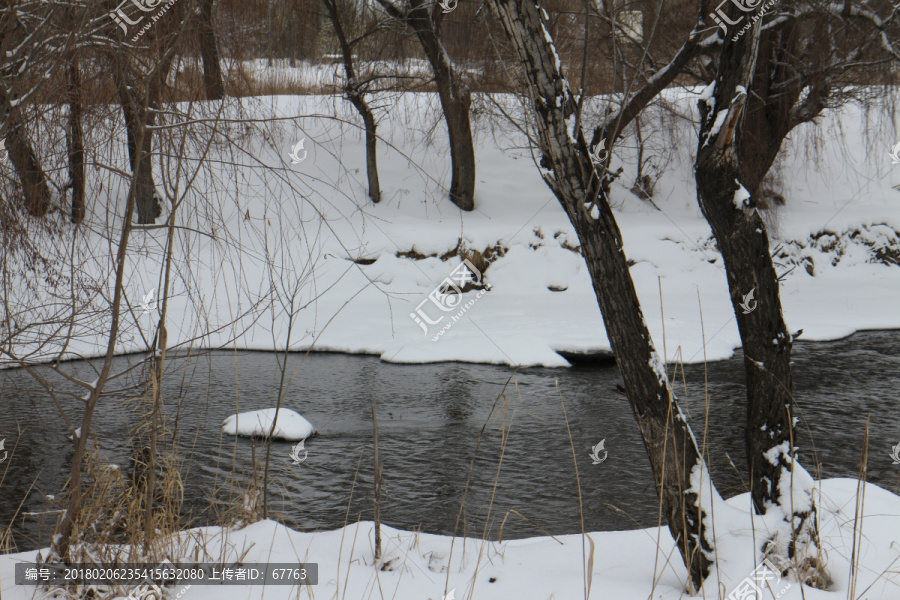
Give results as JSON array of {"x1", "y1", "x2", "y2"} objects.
[
  {"x1": 374, "y1": 0, "x2": 476, "y2": 211},
  {"x1": 110, "y1": 4, "x2": 188, "y2": 224},
  {"x1": 696, "y1": 0, "x2": 826, "y2": 583},
  {"x1": 0, "y1": 0, "x2": 55, "y2": 217},
  {"x1": 0, "y1": 96, "x2": 52, "y2": 218},
  {"x1": 728, "y1": 2, "x2": 900, "y2": 200},
  {"x1": 0, "y1": 0, "x2": 88, "y2": 219},
  {"x1": 693, "y1": 0, "x2": 899, "y2": 584},
  {"x1": 322, "y1": 0, "x2": 382, "y2": 203},
  {"x1": 487, "y1": 0, "x2": 718, "y2": 589}
]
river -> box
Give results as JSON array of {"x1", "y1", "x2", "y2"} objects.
[{"x1": 1, "y1": 330, "x2": 898, "y2": 552}]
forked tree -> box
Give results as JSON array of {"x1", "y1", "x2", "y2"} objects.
[
  {"x1": 694, "y1": 0, "x2": 900, "y2": 584},
  {"x1": 487, "y1": 0, "x2": 719, "y2": 589},
  {"x1": 693, "y1": 17, "x2": 819, "y2": 579}
]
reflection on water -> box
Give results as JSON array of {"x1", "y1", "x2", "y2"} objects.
[{"x1": 1, "y1": 330, "x2": 898, "y2": 552}]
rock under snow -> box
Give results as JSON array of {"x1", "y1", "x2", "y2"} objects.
[{"x1": 222, "y1": 408, "x2": 315, "y2": 441}]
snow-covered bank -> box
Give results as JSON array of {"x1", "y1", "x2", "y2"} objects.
[
  {"x1": 3, "y1": 92, "x2": 898, "y2": 368},
  {"x1": 2, "y1": 479, "x2": 898, "y2": 599}
]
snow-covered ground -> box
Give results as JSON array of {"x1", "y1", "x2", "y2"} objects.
[
  {"x1": 4, "y1": 91, "x2": 896, "y2": 369},
  {"x1": 2, "y1": 89, "x2": 899, "y2": 599},
  {"x1": 1, "y1": 478, "x2": 897, "y2": 599}
]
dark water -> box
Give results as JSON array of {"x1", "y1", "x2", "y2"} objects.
[{"x1": 1, "y1": 330, "x2": 899, "y2": 552}]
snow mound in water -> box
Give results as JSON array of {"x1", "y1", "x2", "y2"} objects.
[{"x1": 222, "y1": 408, "x2": 315, "y2": 441}]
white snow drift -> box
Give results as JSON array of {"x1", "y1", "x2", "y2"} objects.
[{"x1": 222, "y1": 408, "x2": 315, "y2": 441}]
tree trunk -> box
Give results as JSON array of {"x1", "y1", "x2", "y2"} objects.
[
  {"x1": 358, "y1": 105, "x2": 381, "y2": 204},
  {"x1": 0, "y1": 87, "x2": 51, "y2": 218},
  {"x1": 67, "y1": 56, "x2": 86, "y2": 224},
  {"x1": 400, "y1": 0, "x2": 476, "y2": 211},
  {"x1": 115, "y1": 72, "x2": 161, "y2": 225},
  {"x1": 438, "y1": 89, "x2": 476, "y2": 211},
  {"x1": 488, "y1": 0, "x2": 716, "y2": 589},
  {"x1": 322, "y1": 0, "x2": 381, "y2": 203},
  {"x1": 694, "y1": 7, "x2": 827, "y2": 587},
  {"x1": 737, "y1": 22, "x2": 801, "y2": 197},
  {"x1": 198, "y1": 0, "x2": 225, "y2": 100}
]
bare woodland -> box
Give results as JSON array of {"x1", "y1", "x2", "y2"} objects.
[{"x1": 0, "y1": 0, "x2": 898, "y2": 595}]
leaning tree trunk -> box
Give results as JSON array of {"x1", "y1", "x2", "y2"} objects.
[
  {"x1": 489, "y1": 0, "x2": 716, "y2": 589},
  {"x1": 0, "y1": 86, "x2": 51, "y2": 217},
  {"x1": 67, "y1": 55, "x2": 86, "y2": 224},
  {"x1": 694, "y1": 7, "x2": 828, "y2": 588},
  {"x1": 406, "y1": 2, "x2": 475, "y2": 211},
  {"x1": 198, "y1": 0, "x2": 225, "y2": 100},
  {"x1": 322, "y1": 0, "x2": 381, "y2": 203}
]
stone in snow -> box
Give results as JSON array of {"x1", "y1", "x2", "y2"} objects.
[{"x1": 222, "y1": 408, "x2": 316, "y2": 441}]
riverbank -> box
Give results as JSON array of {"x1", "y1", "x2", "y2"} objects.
[
  {"x1": 1, "y1": 478, "x2": 898, "y2": 599},
  {"x1": 2, "y1": 92, "x2": 898, "y2": 369}
]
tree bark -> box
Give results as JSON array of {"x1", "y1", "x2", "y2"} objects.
[
  {"x1": 198, "y1": 0, "x2": 225, "y2": 100},
  {"x1": 322, "y1": 0, "x2": 381, "y2": 203},
  {"x1": 115, "y1": 69, "x2": 161, "y2": 225},
  {"x1": 737, "y1": 21, "x2": 804, "y2": 197},
  {"x1": 358, "y1": 106, "x2": 381, "y2": 204},
  {"x1": 67, "y1": 55, "x2": 86, "y2": 224},
  {"x1": 489, "y1": 0, "x2": 716, "y2": 589},
  {"x1": 376, "y1": 0, "x2": 475, "y2": 211},
  {"x1": 0, "y1": 87, "x2": 51, "y2": 218},
  {"x1": 694, "y1": 6, "x2": 827, "y2": 586}
]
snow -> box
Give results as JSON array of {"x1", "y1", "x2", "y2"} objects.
[
  {"x1": 762, "y1": 441, "x2": 817, "y2": 516},
  {"x1": 221, "y1": 408, "x2": 315, "y2": 441},
  {"x1": 2, "y1": 478, "x2": 898, "y2": 599},
  {"x1": 707, "y1": 107, "x2": 729, "y2": 140},
  {"x1": 733, "y1": 180, "x2": 751, "y2": 209},
  {"x1": 0, "y1": 91, "x2": 898, "y2": 371}
]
